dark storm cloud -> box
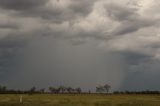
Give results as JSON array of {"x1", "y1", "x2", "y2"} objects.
[
  {"x1": 0, "y1": 35, "x2": 29, "y2": 74},
  {"x1": 37, "y1": 0, "x2": 96, "y2": 20},
  {"x1": 120, "y1": 59, "x2": 160, "y2": 91},
  {"x1": 0, "y1": 36, "x2": 126, "y2": 90},
  {"x1": 0, "y1": 35, "x2": 28, "y2": 48},
  {"x1": 0, "y1": 0, "x2": 48, "y2": 10},
  {"x1": 0, "y1": 48, "x2": 16, "y2": 67},
  {"x1": 0, "y1": 0, "x2": 96, "y2": 21},
  {"x1": 69, "y1": 0, "x2": 96, "y2": 16},
  {"x1": 0, "y1": 0, "x2": 160, "y2": 91},
  {"x1": 116, "y1": 51, "x2": 152, "y2": 65},
  {"x1": 0, "y1": 0, "x2": 54, "y2": 20}
]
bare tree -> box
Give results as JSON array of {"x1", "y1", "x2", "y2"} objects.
[
  {"x1": 49, "y1": 87, "x2": 57, "y2": 94},
  {"x1": 0, "y1": 86, "x2": 7, "y2": 93},
  {"x1": 40, "y1": 88, "x2": 45, "y2": 94},
  {"x1": 104, "y1": 84, "x2": 111, "y2": 93},
  {"x1": 96, "y1": 85, "x2": 105, "y2": 93},
  {"x1": 96, "y1": 84, "x2": 111, "y2": 93},
  {"x1": 59, "y1": 86, "x2": 66, "y2": 93},
  {"x1": 29, "y1": 87, "x2": 36, "y2": 94},
  {"x1": 75, "y1": 87, "x2": 82, "y2": 94},
  {"x1": 66, "y1": 87, "x2": 73, "y2": 93}
]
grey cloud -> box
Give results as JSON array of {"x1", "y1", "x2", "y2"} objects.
[
  {"x1": 0, "y1": 0, "x2": 48, "y2": 10},
  {"x1": 120, "y1": 60, "x2": 160, "y2": 90},
  {"x1": 113, "y1": 22, "x2": 140, "y2": 35},
  {"x1": 0, "y1": 35, "x2": 29, "y2": 74},
  {"x1": 106, "y1": 3, "x2": 138, "y2": 21},
  {"x1": 69, "y1": 0, "x2": 96, "y2": 17},
  {"x1": 112, "y1": 19, "x2": 156, "y2": 35},
  {"x1": 36, "y1": 0, "x2": 95, "y2": 21},
  {"x1": 116, "y1": 51, "x2": 152, "y2": 65},
  {"x1": 105, "y1": 3, "x2": 157, "y2": 35},
  {"x1": 0, "y1": 0, "x2": 55, "y2": 20},
  {"x1": 0, "y1": 48, "x2": 16, "y2": 67},
  {"x1": 1, "y1": 36, "x2": 126, "y2": 90},
  {"x1": 0, "y1": 0, "x2": 96, "y2": 22},
  {"x1": 0, "y1": 35, "x2": 28, "y2": 48},
  {"x1": 0, "y1": 24, "x2": 18, "y2": 29}
]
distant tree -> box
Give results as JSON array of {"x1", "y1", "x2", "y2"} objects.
[
  {"x1": 0, "y1": 86, "x2": 6, "y2": 91},
  {"x1": 88, "y1": 90, "x2": 91, "y2": 94},
  {"x1": 96, "y1": 85, "x2": 105, "y2": 93},
  {"x1": 113, "y1": 91, "x2": 120, "y2": 94},
  {"x1": 96, "y1": 84, "x2": 111, "y2": 93},
  {"x1": 66, "y1": 87, "x2": 73, "y2": 93},
  {"x1": 104, "y1": 84, "x2": 111, "y2": 93},
  {"x1": 29, "y1": 87, "x2": 36, "y2": 94},
  {"x1": 0, "y1": 86, "x2": 7, "y2": 93},
  {"x1": 75, "y1": 87, "x2": 82, "y2": 93},
  {"x1": 31, "y1": 87, "x2": 36, "y2": 92},
  {"x1": 49, "y1": 86, "x2": 82, "y2": 94},
  {"x1": 49, "y1": 87, "x2": 57, "y2": 94},
  {"x1": 59, "y1": 86, "x2": 66, "y2": 93},
  {"x1": 56, "y1": 87, "x2": 61, "y2": 94},
  {"x1": 40, "y1": 88, "x2": 45, "y2": 93}
]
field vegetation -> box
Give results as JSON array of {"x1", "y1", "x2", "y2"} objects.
[{"x1": 0, "y1": 94, "x2": 160, "y2": 106}]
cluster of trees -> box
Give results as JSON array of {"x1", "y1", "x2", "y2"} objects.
[
  {"x1": 0, "y1": 86, "x2": 45, "y2": 94},
  {"x1": 49, "y1": 86, "x2": 81, "y2": 94},
  {"x1": 0, "y1": 86, "x2": 7, "y2": 94},
  {"x1": 96, "y1": 84, "x2": 111, "y2": 93},
  {"x1": 0, "y1": 85, "x2": 82, "y2": 94},
  {"x1": 28, "y1": 87, "x2": 45, "y2": 94},
  {"x1": 0, "y1": 84, "x2": 111, "y2": 94},
  {"x1": 113, "y1": 90, "x2": 160, "y2": 94},
  {"x1": 2, "y1": 84, "x2": 160, "y2": 95}
]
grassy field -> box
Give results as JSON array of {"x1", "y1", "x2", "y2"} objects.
[{"x1": 0, "y1": 94, "x2": 160, "y2": 106}]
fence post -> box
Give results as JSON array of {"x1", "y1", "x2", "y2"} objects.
[{"x1": 20, "y1": 95, "x2": 23, "y2": 103}]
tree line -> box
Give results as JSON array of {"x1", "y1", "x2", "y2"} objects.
[
  {"x1": 0, "y1": 84, "x2": 110, "y2": 94},
  {"x1": 113, "y1": 90, "x2": 160, "y2": 94},
  {"x1": 1, "y1": 84, "x2": 160, "y2": 94},
  {"x1": 0, "y1": 85, "x2": 82, "y2": 94},
  {"x1": 49, "y1": 86, "x2": 81, "y2": 94}
]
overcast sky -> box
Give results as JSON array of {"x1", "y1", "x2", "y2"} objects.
[{"x1": 0, "y1": 0, "x2": 160, "y2": 91}]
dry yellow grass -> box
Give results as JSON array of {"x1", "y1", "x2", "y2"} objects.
[{"x1": 0, "y1": 94, "x2": 160, "y2": 106}]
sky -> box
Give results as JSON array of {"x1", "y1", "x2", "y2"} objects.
[{"x1": 0, "y1": 0, "x2": 160, "y2": 91}]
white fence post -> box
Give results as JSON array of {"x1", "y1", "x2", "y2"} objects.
[{"x1": 20, "y1": 95, "x2": 23, "y2": 103}]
